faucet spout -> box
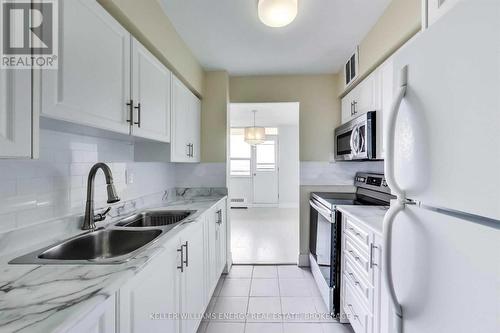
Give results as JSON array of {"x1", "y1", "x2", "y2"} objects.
[{"x1": 82, "y1": 163, "x2": 121, "y2": 230}]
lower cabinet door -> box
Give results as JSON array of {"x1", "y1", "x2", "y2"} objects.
[
  {"x1": 180, "y1": 223, "x2": 206, "y2": 333},
  {"x1": 119, "y1": 239, "x2": 181, "y2": 333},
  {"x1": 215, "y1": 201, "x2": 227, "y2": 276},
  {"x1": 66, "y1": 295, "x2": 116, "y2": 333},
  {"x1": 207, "y1": 208, "x2": 218, "y2": 293}
]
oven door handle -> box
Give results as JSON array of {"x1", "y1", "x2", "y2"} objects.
[{"x1": 309, "y1": 199, "x2": 333, "y2": 221}]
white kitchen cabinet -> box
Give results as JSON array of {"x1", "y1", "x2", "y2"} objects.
[
  {"x1": 179, "y1": 223, "x2": 206, "y2": 333},
  {"x1": 340, "y1": 70, "x2": 379, "y2": 124},
  {"x1": 171, "y1": 75, "x2": 201, "y2": 163},
  {"x1": 206, "y1": 206, "x2": 218, "y2": 292},
  {"x1": 215, "y1": 200, "x2": 227, "y2": 276},
  {"x1": 119, "y1": 239, "x2": 180, "y2": 333},
  {"x1": 65, "y1": 295, "x2": 116, "y2": 333},
  {"x1": 41, "y1": 0, "x2": 131, "y2": 134},
  {"x1": 341, "y1": 214, "x2": 385, "y2": 333},
  {"x1": 425, "y1": 0, "x2": 460, "y2": 28},
  {"x1": 0, "y1": 68, "x2": 37, "y2": 158},
  {"x1": 130, "y1": 39, "x2": 171, "y2": 142}
]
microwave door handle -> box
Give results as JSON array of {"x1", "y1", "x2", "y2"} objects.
[
  {"x1": 383, "y1": 65, "x2": 408, "y2": 333},
  {"x1": 350, "y1": 126, "x2": 358, "y2": 155}
]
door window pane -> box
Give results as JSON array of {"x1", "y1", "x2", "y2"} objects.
[
  {"x1": 256, "y1": 140, "x2": 276, "y2": 171},
  {"x1": 230, "y1": 160, "x2": 251, "y2": 176},
  {"x1": 230, "y1": 129, "x2": 251, "y2": 159}
]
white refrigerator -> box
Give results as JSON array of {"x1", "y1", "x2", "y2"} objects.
[{"x1": 383, "y1": 1, "x2": 500, "y2": 333}]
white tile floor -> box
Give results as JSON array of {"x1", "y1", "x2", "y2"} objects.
[
  {"x1": 197, "y1": 265, "x2": 354, "y2": 333},
  {"x1": 231, "y1": 208, "x2": 299, "y2": 264}
]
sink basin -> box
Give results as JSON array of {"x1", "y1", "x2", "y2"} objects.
[
  {"x1": 9, "y1": 229, "x2": 162, "y2": 264},
  {"x1": 38, "y1": 229, "x2": 162, "y2": 261},
  {"x1": 115, "y1": 210, "x2": 193, "y2": 228}
]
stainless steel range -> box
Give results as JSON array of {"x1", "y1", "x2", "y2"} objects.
[{"x1": 308, "y1": 172, "x2": 393, "y2": 318}]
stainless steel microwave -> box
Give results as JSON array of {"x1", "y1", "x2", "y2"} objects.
[{"x1": 334, "y1": 111, "x2": 376, "y2": 161}]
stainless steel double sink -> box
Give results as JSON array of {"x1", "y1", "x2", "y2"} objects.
[{"x1": 9, "y1": 210, "x2": 195, "y2": 265}]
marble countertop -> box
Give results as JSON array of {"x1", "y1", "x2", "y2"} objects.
[
  {"x1": 0, "y1": 195, "x2": 226, "y2": 333},
  {"x1": 336, "y1": 205, "x2": 389, "y2": 234}
]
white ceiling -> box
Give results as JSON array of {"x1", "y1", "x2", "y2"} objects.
[
  {"x1": 160, "y1": 0, "x2": 390, "y2": 75},
  {"x1": 230, "y1": 103, "x2": 299, "y2": 127}
]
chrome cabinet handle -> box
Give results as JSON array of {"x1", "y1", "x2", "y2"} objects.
[
  {"x1": 182, "y1": 241, "x2": 188, "y2": 267},
  {"x1": 186, "y1": 144, "x2": 191, "y2": 157},
  {"x1": 190, "y1": 144, "x2": 194, "y2": 157},
  {"x1": 216, "y1": 209, "x2": 222, "y2": 224},
  {"x1": 370, "y1": 243, "x2": 378, "y2": 268},
  {"x1": 134, "y1": 103, "x2": 141, "y2": 127},
  {"x1": 126, "y1": 99, "x2": 134, "y2": 124},
  {"x1": 347, "y1": 304, "x2": 358, "y2": 319},
  {"x1": 177, "y1": 246, "x2": 184, "y2": 272},
  {"x1": 353, "y1": 101, "x2": 357, "y2": 114}
]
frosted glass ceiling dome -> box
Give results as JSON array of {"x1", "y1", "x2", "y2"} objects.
[{"x1": 258, "y1": 0, "x2": 298, "y2": 28}]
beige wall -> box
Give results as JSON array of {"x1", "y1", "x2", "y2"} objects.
[
  {"x1": 97, "y1": 0, "x2": 204, "y2": 95},
  {"x1": 201, "y1": 71, "x2": 229, "y2": 163},
  {"x1": 339, "y1": 0, "x2": 421, "y2": 94},
  {"x1": 230, "y1": 74, "x2": 340, "y2": 162}
]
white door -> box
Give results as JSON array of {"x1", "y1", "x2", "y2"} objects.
[
  {"x1": 171, "y1": 75, "x2": 191, "y2": 162},
  {"x1": 131, "y1": 38, "x2": 171, "y2": 142},
  {"x1": 41, "y1": 0, "x2": 131, "y2": 134},
  {"x1": 253, "y1": 136, "x2": 279, "y2": 205},
  {"x1": 119, "y1": 239, "x2": 180, "y2": 333},
  {"x1": 180, "y1": 224, "x2": 206, "y2": 333},
  {"x1": 0, "y1": 68, "x2": 33, "y2": 158}
]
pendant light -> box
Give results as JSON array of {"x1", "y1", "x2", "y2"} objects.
[
  {"x1": 258, "y1": 0, "x2": 298, "y2": 28},
  {"x1": 244, "y1": 110, "x2": 266, "y2": 145}
]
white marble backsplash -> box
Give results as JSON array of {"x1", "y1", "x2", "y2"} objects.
[
  {"x1": 175, "y1": 163, "x2": 227, "y2": 188},
  {"x1": 300, "y1": 161, "x2": 384, "y2": 186}
]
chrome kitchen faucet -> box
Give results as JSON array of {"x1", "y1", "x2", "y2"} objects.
[{"x1": 82, "y1": 163, "x2": 121, "y2": 230}]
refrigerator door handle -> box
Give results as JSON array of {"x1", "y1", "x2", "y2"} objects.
[
  {"x1": 383, "y1": 65, "x2": 408, "y2": 333},
  {"x1": 383, "y1": 200, "x2": 404, "y2": 333},
  {"x1": 384, "y1": 65, "x2": 408, "y2": 200}
]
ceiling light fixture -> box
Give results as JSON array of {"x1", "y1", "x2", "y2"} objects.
[
  {"x1": 244, "y1": 110, "x2": 266, "y2": 145},
  {"x1": 258, "y1": 0, "x2": 298, "y2": 28}
]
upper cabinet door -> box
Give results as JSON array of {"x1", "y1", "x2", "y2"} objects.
[
  {"x1": 131, "y1": 39, "x2": 171, "y2": 142},
  {"x1": 426, "y1": 0, "x2": 460, "y2": 28},
  {"x1": 0, "y1": 68, "x2": 34, "y2": 158},
  {"x1": 41, "y1": 0, "x2": 130, "y2": 134},
  {"x1": 171, "y1": 75, "x2": 192, "y2": 162},
  {"x1": 189, "y1": 94, "x2": 201, "y2": 162}
]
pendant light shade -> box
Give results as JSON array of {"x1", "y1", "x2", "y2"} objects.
[
  {"x1": 258, "y1": 0, "x2": 298, "y2": 28},
  {"x1": 244, "y1": 110, "x2": 266, "y2": 145}
]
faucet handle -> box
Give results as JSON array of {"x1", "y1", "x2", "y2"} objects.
[{"x1": 94, "y1": 207, "x2": 111, "y2": 222}]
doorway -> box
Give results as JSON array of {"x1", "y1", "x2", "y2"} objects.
[{"x1": 228, "y1": 102, "x2": 300, "y2": 264}]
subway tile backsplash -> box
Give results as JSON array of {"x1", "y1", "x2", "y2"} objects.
[{"x1": 0, "y1": 129, "x2": 176, "y2": 233}]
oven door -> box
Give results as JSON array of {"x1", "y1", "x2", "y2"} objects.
[{"x1": 309, "y1": 199, "x2": 335, "y2": 287}]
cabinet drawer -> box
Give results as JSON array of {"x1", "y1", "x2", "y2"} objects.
[
  {"x1": 344, "y1": 217, "x2": 371, "y2": 251},
  {"x1": 344, "y1": 256, "x2": 372, "y2": 308},
  {"x1": 344, "y1": 277, "x2": 370, "y2": 333},
  {"x1": 345, "y1": 236, "x2": 370, "y2": 278}
]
